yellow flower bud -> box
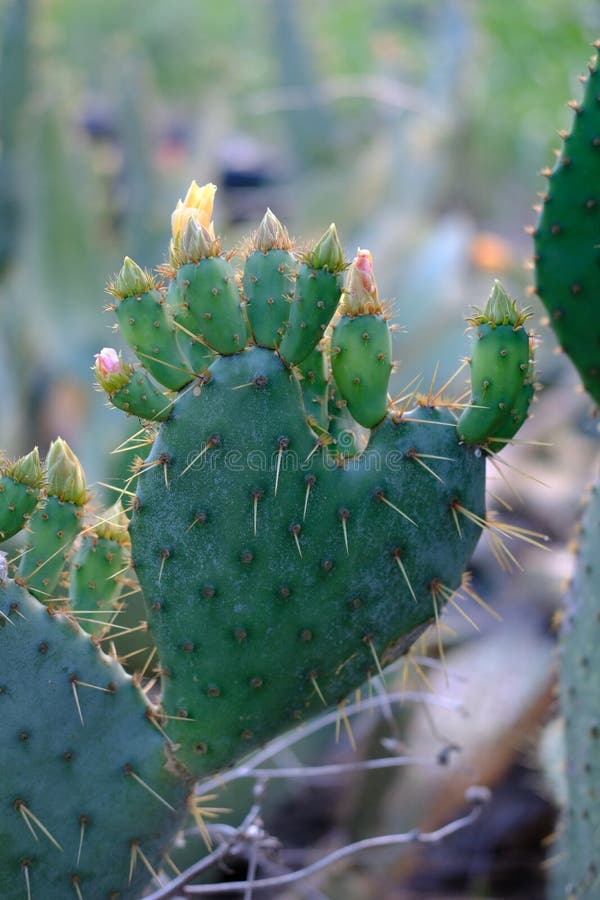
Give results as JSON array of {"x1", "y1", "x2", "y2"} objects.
[{"x1": 171, "y1": 182, "x2": 217, "y2": 241}]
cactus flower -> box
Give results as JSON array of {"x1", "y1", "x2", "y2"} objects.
[
  {"x1": 94, "y1": 348, "x2": 132, "y2": 393},
  {"x1": 341, "y1": 248, "x2": 382, "y2": 315},
  {"x1": 171, "y1": 181, "x2": 217, "y2": 242}
]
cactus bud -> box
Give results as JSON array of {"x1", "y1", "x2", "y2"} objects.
[
  {"x1": 0, "y1": 550, "x2": 7, "y2": 583},
  {"x1": 252, "y1": 208, "x2": 292, "y2": 252},
  {"x1": 180, "y1": 216, "x2": 220, "y2": 263},
  {"x1": 10, "y1": 447, "x2": 43, "y2": 487},
  {"x1": 468, "y1": 280, "x2": 532, "y2": 328},
  {"x1": 340, "y1": 249, "x2": 383, "y2": 315},
  {"x1": 171, "y1": 181, "x2": 217, "y2": 242},
  {"x1": 94, "y1": 348, "x2": 132, "y2": 393},
  {"x1": 92, "y1": 501, "x2": 130, "y2": 545},
  {"x1": 46, "y1": 438, "x2": 87, "y2": 506},
  {"x1": 107, "y1": 257, "x2": 156, "y2": 299},
  {"x1": 308, "y1": 223, "x2": 345, "y2": 273}
]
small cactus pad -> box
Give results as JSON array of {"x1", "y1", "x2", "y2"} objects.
[
  {"x1": 243, "y1": 210, "x2": 298, "y2": 349},
  {"x1": 534, "y1": 48, "x2": 600, "y2": 406},
  {"x1": 457, "y1": 281, "x2": 533, "y2": 445},
  {"x1": 17, "y1": 439, "x2": 87, "y2": 601},
  {"x1": 69, "y1": 502, "x2": 131, "y2": 635},
  {"x1": 95, "y1": 348, "x2": 173, "y2": 421},
  {"x1": 131, "y1": 347, "x2": 486, "y2": 775},
  {"x1": 109, "y1": 260, "x2": 193, "y2": 392},
  {"x1": 0, "y1": 449, "x2": 43, "y2": 541},
  {"x1": 277, "y1": 225, "x2": 345, "y2": 366},
  {"x1": 0, "y1": 579, "x2": 190, "y2": 900}
]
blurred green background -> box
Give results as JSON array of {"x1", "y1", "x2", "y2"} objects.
[
  {"x1": 1, "y1": 3, "x2": 600, "y2": 895},
  {"x1": 1, "y1": 0, "x2": 598, "y2": 481}
]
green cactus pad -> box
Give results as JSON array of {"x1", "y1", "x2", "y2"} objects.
[
  {"x1": 106, "y1": 366, "x2": 174, "y2": 422},
  {"x1": 243, "y1": 248, "x2": 298, "y2": 349},
  {"x1": 278, "y1": 265, "x2": 343, "y2": 366},
  {"x1": 457, "y1": 322, "x2": 531, "y2": 445},
  {"x1": 558, "y1": 477, "x2": 600, "y2": 899},
  {"x1": 331, "y1": 313, "x2": 393, "y2": 428},
  {"x1": 115, "y1": 289, "x2": 193, "y2": 391},
  {"x1": 0, "y1": 450, "x2": 44, "y2": 541},
  {"x1": 16, "y1": 496, "x2": 83, "y2": 600},
  {"x1": 173, "y1": 257, "x2": 249, "y2": 356},
  {"x1": 0, "y1": 579, "x2": 189, "y2": 900},
  {"x1": 534, "y1": 55, "x2": 600, "y2": 406},
  {"x1": 327, "y1": 388, "x2": 359, "y2": 459},
  {"x1": 295, "y1": 344, "x2": 330, "y2": 430},
  {"x1": 69, "y1": 508, "x2": 130, "y2": 636},
  {"x1": 130, "y1": 347, "x2": 485, "y2": 776}
]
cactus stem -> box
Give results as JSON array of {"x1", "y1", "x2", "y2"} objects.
[
  {"x1": 310, "y1": 674, "x2": 327, "y2": 706},
  {"x1": 375, "y1": 490, "x2": 418, "y2": 527},
  {"x1": 392, "y1": 549, "x2": 417, "y2": 602},
  {"x1": 15, "y1": 801, "x2": 63, "y2": 851}
]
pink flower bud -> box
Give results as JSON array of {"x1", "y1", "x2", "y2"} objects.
[
  {"x1": 95, "y1": 347, "x2": 122, "y2": 377},
  {"x1": 341, "y1": 248, "x2": 382, "y2": 315},
  {"x1": 354, "y1": 250, "x2": 375, "y2": 295},
  {"x1": 94, "y1": 348, "x2": 131, "y2": 393}
]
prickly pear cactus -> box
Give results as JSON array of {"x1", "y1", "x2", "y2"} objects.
[
  {"x1": 558, "y1": 479, "x2": 600, "y2": 900},
  {"x1": 533, "y1": 42, "x2": 600, "y2": 900},
  {"x1": 0, "y1": 179, "x2": 537, "y2": 898},
  {"x1": 0, "y1": 442, "x2": 192, "y2": 900},
  {"x1": 97, "y1": 183, "x2": 535, "y2": 777},
  {"x1": 534, "y1": 40, "x2": 600, "y2": 407}
]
